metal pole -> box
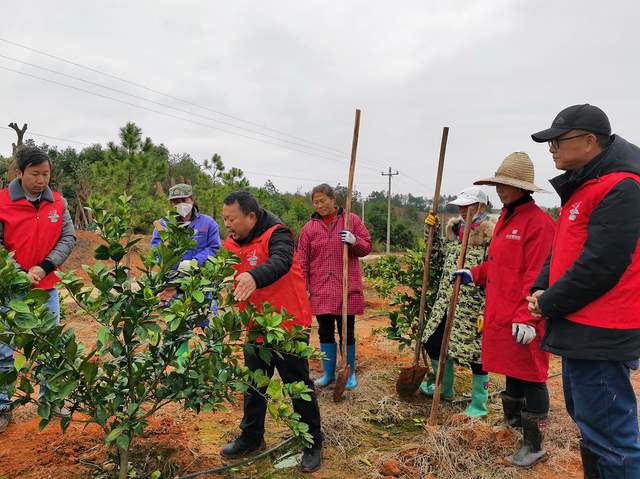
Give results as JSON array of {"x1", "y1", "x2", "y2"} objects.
[{"x1": 381, "y1": 167, "x2": 399, "y2": 254}]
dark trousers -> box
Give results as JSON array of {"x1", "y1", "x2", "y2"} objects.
[
  {"x1": 423, "y1": 314, "x2": 486, "y2": 375},
  {"x1": 240, "y1": 344, "x2": 323, "y2": 446},
  {"x1": 505, "y1": 376, "x2": 549, "y2": 414},
  {"x1": 563, "y1": 357, "x2": 640, "y2": 478},
  {"x1": 317, "y1": 314, "x2": 355, "y2": 345}
]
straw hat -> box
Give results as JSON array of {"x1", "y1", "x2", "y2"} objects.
[{"x1": 474, "y1": 152, "x2": 546, "y2": 193}]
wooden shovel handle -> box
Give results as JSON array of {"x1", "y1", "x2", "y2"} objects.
[
  {"x1": 412, "y1": 127, "x2": 449, "y2": 365},
  {"x1": 429, "y1": 206, "x2": 474, "y2": 426},
  {"x1": 341, "y1": 109, "x2": 361, "y2": 364}
]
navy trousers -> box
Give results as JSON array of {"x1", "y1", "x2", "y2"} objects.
[{"x1": 563, "y1": 357, "x2": 640, "y2": 478}]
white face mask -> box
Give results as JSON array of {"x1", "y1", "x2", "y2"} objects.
[{"x1": 175, "y1": 202, "x2": 193, "y2": 218}]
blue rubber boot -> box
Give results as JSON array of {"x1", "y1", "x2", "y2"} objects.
[
  {"x1": 314, "y1": 343, "x2": 336, "y2": 387},
  {"x1": 419, "y1": 359, "x2": 455, "y2": 398},
  {"x1": 346, "y1": 344, "x2": 357, "y2": 389},
  {"x1": 464, "y1": 374, "x2": 489, "y2": 417}
]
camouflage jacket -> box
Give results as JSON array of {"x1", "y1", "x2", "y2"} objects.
[{"x1": 421, "y1": 216, "x2": 496, "y2": 365}]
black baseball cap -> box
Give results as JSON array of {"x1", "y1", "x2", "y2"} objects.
[{"x1": 531, "y1": 104, "x2": 611, "y2": 142}]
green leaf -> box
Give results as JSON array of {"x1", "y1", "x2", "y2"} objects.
[
  {"x1": 109, "y1": 243, "x2": 126, "y2": 261},
  {"x1": 13, "y1": 352, "x2": 26, "y2": 371},
  {"x1": 81, "y1": 361, "x2": 98, "y2": 384},
  {"x1": 13, "y1": 312, "x2": 39, "y2": 330},
  {"x1": 192, "y1": 291, "x2": 205, "y2": 303},
  {"x1": 94, "y1": 244, "x2": 110, "y2": 260},
  {"x1": 37, "y1": 401, "x2": 51, "y2": 420},
  {"x1": 8, "y1": 299, "x2": 30, "y2": 314},
  {"x1": 104, "y1": 426, "x2": 124, "y2": 443},
  {"x1": 38, "y1": 416, "x2": 51, "y2": 431},
  {"x1": 266, "y1": 380, "x2": 282, "y2": 400}
]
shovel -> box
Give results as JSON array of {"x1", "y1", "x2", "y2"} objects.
[
  {"x1": 428, "y1": 206, "x2": 474, "y2": 425},
  {"x1": 396, "y1": 127, "x2": 449, "y2": 398},
  {"x1": 333, "y1": 108, "x2": 361, "y2": 402}
]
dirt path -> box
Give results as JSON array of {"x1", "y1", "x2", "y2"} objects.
[{"x1": 0, "y1": 281, "x2": 624, "y2": 478}]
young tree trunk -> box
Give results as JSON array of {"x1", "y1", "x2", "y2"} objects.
[{"x1": 118, "y1": 446, "x2": 129, "y2": 479}]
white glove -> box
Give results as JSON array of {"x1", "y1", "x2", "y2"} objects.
[
  {"x1": 452, "y1": 269, "x2": 473, "y2": 285},
  {"x1": 512, "y1": 323, "x2": 536, "y2": 345},
  {"x1": 178, "y1": 259, "x2": 195, "y2": 272},
  {"x1": 339, "y1": 230, "x2": 356, "y2": 245}
]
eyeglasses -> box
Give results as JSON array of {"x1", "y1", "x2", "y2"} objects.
[{"x1": 548, "y1": 133, "x2": 591, "y2": 150}]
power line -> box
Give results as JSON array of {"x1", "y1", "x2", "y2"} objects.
[
  {"x1": 1, "y1": 125, "x2": 383, "y2": 189},
  {"x1": 0, "y1": 53, "x2": 348, "y2": 159},
  {"x1": 0, "y1": 37, "x2": 346, "y2": 156},
  {"x1": 0, "y1": 64, "x2": 379, "y2": 173},
  {"x1": 1, "y1": 126, "x2": 92, "y2": 146},
  {"x1": 243, "y1": 169, "x2": 384, "y2": 185}
]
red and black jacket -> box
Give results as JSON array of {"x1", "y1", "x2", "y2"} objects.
[{"x1": 533, "y1": 135, "x2": 640, "y2": 360}]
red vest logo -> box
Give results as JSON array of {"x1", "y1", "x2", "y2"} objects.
[
  {"x1": 47, "y1": 209, "x2": 60, "y2": 223},
  {"x1": 568, "y1": 202, "x2": 581, "y2": 221},
  {"x1": 247, "y1": 250, "x2": 258, "y2": 266},
  {"x1": 506, "y1": 228, "x2": 521, "y2": 241}
]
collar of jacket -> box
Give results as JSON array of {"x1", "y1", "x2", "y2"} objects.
[
  {"x1": 9, "y1": 178, "x2": 55, "y2": 203},
  {"x1": 234, "y1": 208, "x2": 283, "y2": 246},
  {"x1": 310, "y1": 207, "x2": 344, "y2": 220},
  {"x1": 502, "y1": 194, "x2": 533, "y2": 220},
  {"x1": 549, "y1": 135, "x2": 640, "y2": 205}
]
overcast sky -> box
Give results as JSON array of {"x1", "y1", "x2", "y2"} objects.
[{"x1": 1, "y1": 1, "x2": 638, "y2": 207}]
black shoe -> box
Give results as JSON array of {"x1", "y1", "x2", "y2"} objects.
[
  {"x1": 509, "y1": 411, "x2": 547, "y2": 467},
  {"x1": 220, "y1": 434, "x2": 266, "y2": 458},
  {"x1": 580, "y1": 440, "x2": 601, "y2": 479},
  {"x1": 0, "y1": 410, "x2": 11, "y2": 433},
  {"x1": 301, "y1": 445, "x2": 322, "y2": 473},
  {"x1": 500, "y1": 392, "x2": 524, "y2": 428}
]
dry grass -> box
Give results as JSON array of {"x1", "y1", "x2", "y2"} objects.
[{"x1": 313, "y1": 362, "x2": 581, "y2": 479}]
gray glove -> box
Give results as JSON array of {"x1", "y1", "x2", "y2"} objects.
[
  {"x1": 512, "y1": 323, "x2": 536, "y2": 345},
  {"x1": 339, "y1": 230, "x2": 356, "y2": 245}
]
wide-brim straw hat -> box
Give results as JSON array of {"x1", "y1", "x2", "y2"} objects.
[{"x1": 474, "y1": 152, "x2": 546, "y2": 193}]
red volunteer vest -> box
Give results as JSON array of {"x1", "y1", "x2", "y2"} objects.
[
  {"x1": 549, "y1": 172, "x2": 640, "y2": 328},
  {"x1": 223, "y1": 224, "x2": 312, "y2": 331},
  {"x1": 0, "y1": 188, "x2": 64, "y2": 290}
]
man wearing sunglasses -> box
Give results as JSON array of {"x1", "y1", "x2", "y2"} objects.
[{"x1": 527, "y1": 104, "x2": 640, "y2": 478}]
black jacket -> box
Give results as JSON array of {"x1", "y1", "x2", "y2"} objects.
[
  {"x1": 233, "y1": 208, "x2": 294, "y2": 289},
  {"x1": 532, "y1": 135, "x2": 640, "y2": 360}
]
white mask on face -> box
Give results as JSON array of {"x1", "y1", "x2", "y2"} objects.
[{"x1": 175, "y1": 202, "x2": 193, "y2": 218}]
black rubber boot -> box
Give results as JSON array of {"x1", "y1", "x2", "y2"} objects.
[
  {"x1": 509, "y1": 411, "x2": 547, "y2": 467},
  {"x1": 580, "y1": 440, "x2": 601, "y2": 479},
  {"x1": 220, "y1": 434, "x2": 266, "y2": 458},
  {"x1": 300, "y1": 444, "x2": 322, "y2": 473},
  {"x1": 500, "y1": 392, "x2": 524, "y2": 428}
]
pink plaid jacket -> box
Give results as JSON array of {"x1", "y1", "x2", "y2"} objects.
[{"x1": 298, "y1": 209, "x2": 372, "y2": 315}]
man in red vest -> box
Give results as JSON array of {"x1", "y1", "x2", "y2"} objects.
[
  {"x1": 220, "y1": 191, "x2": 322, "y2": 473},
  {"x1": 528, "y1": 105, "x2": 640, "y2": 478},
  {"x1": 0, "y1": 146, "x2": 76, "y2": 432}
]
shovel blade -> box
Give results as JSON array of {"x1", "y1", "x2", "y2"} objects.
[
  {"x1": 396, "y1": 365, "x2": 429, "y2": 398},
  {"x1": 332, "y1": 364, "x2": 350, "y2": 402}
]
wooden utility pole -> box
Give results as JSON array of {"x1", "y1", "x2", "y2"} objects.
[{"x1": 381, "y1": 167, "x2": 399, "y2": 254}]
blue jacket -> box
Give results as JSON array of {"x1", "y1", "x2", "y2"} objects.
[{"x1": 151, "y1": 211, "x2": 221, "y2": 265}]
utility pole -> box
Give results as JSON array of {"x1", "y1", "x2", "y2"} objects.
[
  {"x1": 361, "y1": 197, "x2": 365, "y2": 224},
  {"x1": 381, "y1": 167, "x2": 399, "y2": 254}
]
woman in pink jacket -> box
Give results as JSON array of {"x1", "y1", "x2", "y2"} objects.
[{"x1": 298, "y1": 184, "x2": 372, "y2": 389}]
